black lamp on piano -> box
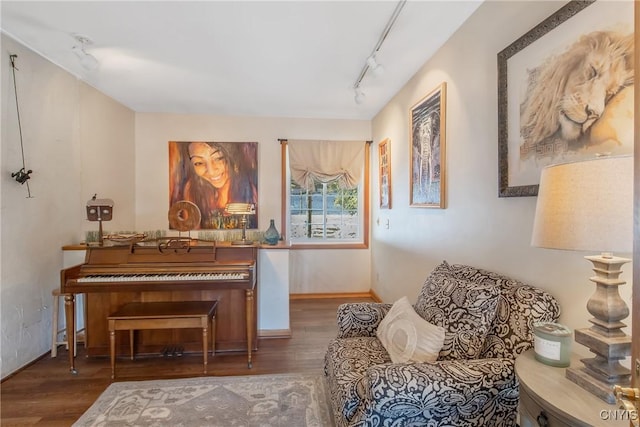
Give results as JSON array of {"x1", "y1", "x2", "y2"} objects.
[
  {"x1": 86, "y1": 194, "x2": 114, "y2": 246},
  {"x1": 225, "y1": 203, "x2": 255, "y2": 245}
]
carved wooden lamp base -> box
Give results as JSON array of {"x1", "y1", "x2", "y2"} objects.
[{"x1": 565, "y1": 254, "x2": 631, "y2": 404}]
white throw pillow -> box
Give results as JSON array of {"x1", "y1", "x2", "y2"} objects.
[{"x1": 376, "y1": 296, "x2": 445, "y2": 363}]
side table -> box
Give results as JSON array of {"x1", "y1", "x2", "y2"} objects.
[{"x1": 515, "y1": 349, "x2": 628, "y2": 427}]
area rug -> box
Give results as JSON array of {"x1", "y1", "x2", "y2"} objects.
[{"x1": 73, "y1": 373, "x2": 334, "y2": 427}]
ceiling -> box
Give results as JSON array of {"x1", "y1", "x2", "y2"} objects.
[{"x1": 1, "y1": 1, "x2": 482, "y2": 120}]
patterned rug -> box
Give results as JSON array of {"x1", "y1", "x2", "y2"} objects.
[{"x1": 73, "y1": 373, "x2": 334, "y2": 426}]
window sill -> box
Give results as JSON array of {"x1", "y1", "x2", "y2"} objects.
[{"x1": 289, "y1": 242, "x2": 368, "y2": 250}]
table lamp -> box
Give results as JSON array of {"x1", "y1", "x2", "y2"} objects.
[
  {"x1": 531, "y1": 155, "x2": 632, "y2": 403},
  {"x1": 86, "y1": 195, "x2": 114, "y2": 246},
  {"x1": 225, "y1": 203, "x2": 255, "y2": 245}
]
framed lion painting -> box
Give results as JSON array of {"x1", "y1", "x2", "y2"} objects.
[{"x1": 497, "y1": 0, "x2": 634, "y2": 197}]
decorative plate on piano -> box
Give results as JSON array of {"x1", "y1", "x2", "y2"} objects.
[{"x1": 103, "y1": 233, "x2": 148, "y2": 245}]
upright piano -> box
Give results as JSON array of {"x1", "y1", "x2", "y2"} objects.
[{"x1": 60, "y1": 238, "x2": 257, "y2": 373}]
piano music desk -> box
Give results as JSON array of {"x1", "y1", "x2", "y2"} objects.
[{"x1": 107, "y1": 301, "x2": 218, "y2": 379}]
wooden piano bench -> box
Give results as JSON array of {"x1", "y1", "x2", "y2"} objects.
[{"x1": 107, "y1": 300, "x2": 218, "y2": 379}]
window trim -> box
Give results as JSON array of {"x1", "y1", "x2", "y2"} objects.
[{"x1": 280, "y1": 139, "x2": 370, "y2": 249}]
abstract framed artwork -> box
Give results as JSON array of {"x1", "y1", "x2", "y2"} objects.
[
  {"x1": 168, "y1": 141, "x2": 258, "y2": 229},
  {"x1": 410, "y1": 82, "x2": 446, "y2": 208},
  {"x1": 497, "y1": 0, "x2": 634, "y2": 197},
  {"x1": 378, "y1": 138, "x2": 391, "y2": 209}
]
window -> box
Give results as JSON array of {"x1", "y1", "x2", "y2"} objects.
[
  {"x1": 289, "y1": 180, "x2": 360, "y2": 240},
  {"x1": 281, "y1": 139, "x2": 370, "y2": 248}
]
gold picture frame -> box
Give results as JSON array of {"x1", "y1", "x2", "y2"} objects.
[
  {"x1": 378, "y1": 138, "x2": 391, "y2": 209},
  {"x1": 409, "y1": 82, "x2": 446, "y2": 208}
]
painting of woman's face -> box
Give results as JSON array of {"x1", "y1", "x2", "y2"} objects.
[
  {"x1": 188, "y1": 142, "x2": 229, "y2": 189},
  {"x1": 169, "y1": 140, "x2": 258, "y2": 230}
]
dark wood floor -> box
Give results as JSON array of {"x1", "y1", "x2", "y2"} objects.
[{"x1": 0, "y1": 297, "x2": 372, "y2": 426}]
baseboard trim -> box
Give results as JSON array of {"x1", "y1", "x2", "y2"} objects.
[
  {"x1": 258, "y1": 329, "x2": 292, "y2": 339},
  {"x1": 289, "y1": 291, "x2": 380, "y2": 301},
  {"x1": 369, "y1": 289, "x2": 383, "y2": 303},
  {"x1": 1, "y1": 351, "x2": 50, "y2": 383}
]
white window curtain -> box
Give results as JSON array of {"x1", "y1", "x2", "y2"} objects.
[{"x1": 288, "y1": 139, "x2": 366, "y2": 190}]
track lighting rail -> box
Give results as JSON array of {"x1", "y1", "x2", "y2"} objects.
[{"x1": 353, "y1": 0, "x2": 407, "y2": 92}]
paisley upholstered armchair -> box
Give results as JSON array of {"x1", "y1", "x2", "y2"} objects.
[{"x1": 324, "y1": 261, "x2": 560, "y2": 427}]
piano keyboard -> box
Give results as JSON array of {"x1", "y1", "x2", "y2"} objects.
[{"x1": 77, "y1": 272, "x2": 249, "y2": 283}]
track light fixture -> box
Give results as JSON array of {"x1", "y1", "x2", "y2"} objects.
[
  {"x1": 352, "y1": 0, "x2": 406, "y2": 104},
  {"x1": 72, "y1": 34, "x2": 99, "y2": 71},
  {"x1": 366, "y1": 55, "x2": 384, "y2": 77}
]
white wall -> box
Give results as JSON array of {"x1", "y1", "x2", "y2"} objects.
[
  {"x1": 1, "y1": 36, "x2": 78, "y2": 378},
  {"x1": 370, "y1": 0, "x2": 633, "y2": 344},
  {"x1": 134, "y1": 113, "x2": 372, "y2": 293},
  {"x1": 79, "y1": 84, "x2": 136, "y2": 236},
  {"x1": 0, "y1": 35, "x2": 135, "y2": 378},
  {"x1": 258, "y1": 248, "x2": 290, "y2": 333}
]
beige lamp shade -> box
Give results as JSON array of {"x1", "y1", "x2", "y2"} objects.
[{"x1": 531, "y1": 155, "x2": 633, "y2": 254}]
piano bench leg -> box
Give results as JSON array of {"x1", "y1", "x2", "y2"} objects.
[
  {"x1": 129, "y1": 330, "x2": 134, "y2": 360},
  {"x1": 203, "y1": 326, "x2": 208, "y2": 374},
  {"x1": 109, "y1": 329, "x2": 116, "y2": 380},
  {"x1": 211, "y1": 315, "x2": 216, "y2": 356}
]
